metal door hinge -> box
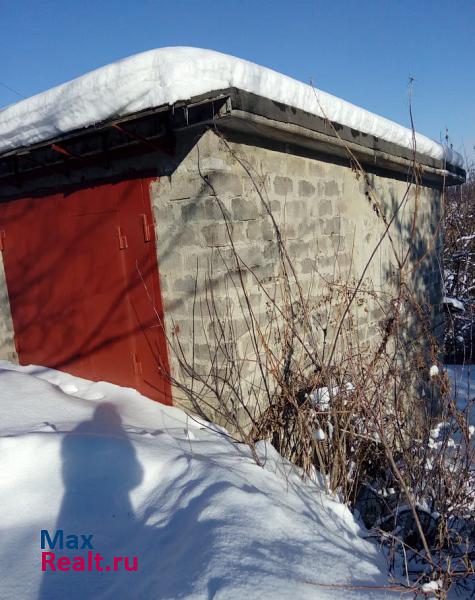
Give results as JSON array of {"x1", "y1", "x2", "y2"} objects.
[
  {"x1": 140, "y1": 214, "x2": 153, "y2": 243},
  {"x1": 132, "y1": 353, "x2": 142, "y2": 375},
  {"x1": 117, "y1": 227, "x2": 128, "y2": 250}
]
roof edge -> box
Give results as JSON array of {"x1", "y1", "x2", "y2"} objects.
[{"x1": 0, "y1": 88, "x2": 465, "y2": 189}]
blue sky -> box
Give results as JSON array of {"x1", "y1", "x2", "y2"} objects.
[{"x1": 1, "y1": 0, "x2": 474, "y2": 162}]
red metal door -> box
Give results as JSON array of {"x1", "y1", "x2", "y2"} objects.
[{"x1": 0, "y1": 178, "x2": 171, "y2": 404}]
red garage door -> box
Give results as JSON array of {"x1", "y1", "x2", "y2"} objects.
[{"x1": 0, "y1": 178, "x2": 171, "y2": 404}]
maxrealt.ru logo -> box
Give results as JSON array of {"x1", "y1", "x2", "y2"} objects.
[{"x1": 41, "y1": 530, "x2": 138, "y2": 572}]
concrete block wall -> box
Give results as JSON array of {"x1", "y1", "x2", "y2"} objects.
[
  {"x1": 0, "y1": 254, "x2": 18, "y2": 362},
  {"x1": 151, "y1": 129, "x2": 442, "y2": 418}
]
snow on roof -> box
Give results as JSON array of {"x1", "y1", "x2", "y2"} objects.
[{"x1": 0, "y1": 47, "x2": 463, "y2": 167}]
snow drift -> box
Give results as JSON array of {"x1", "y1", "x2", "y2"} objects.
[
  {"x1": 0, "y1": 361, "x2": 389, "y2": 599},
  {"x1": 0, "y1": 47, "x2": 462, "y2": 168}
]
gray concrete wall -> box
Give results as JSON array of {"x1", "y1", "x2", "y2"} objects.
[
  {"x1": 151, "y1": 130, "x2": 443, "y2": 420},
  {"x1": 0, "y1": 253, "x2": 18, "y2": 362}
]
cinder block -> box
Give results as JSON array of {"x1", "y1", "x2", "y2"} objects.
[
  {"x1": 298, "y1": 220, "x2": 315, "y2": 237},
  {"x1": 232, "y1": 197, "x2": 259, "y2": 221},
  {"x1": 324, "y1": 217, "x2": 341, "y2": 235},
  {"x1": 318, "y1": 200, "x2": 333, "y2": 217},
  {"x1": 171, "y1": 227, "x2": 202, "y2": 247},
  {"x1": 286, "y1": 155, "x2": 308, "y2": 177},
  {"x1": 181, "y1": 200, "x2": 206, "y2": 222},
  {"x1": 210, "y1": 247, "x2": 236, "y2": 272},
  {"x1": 274, "y1": 176, "x2": 293, "y2": 196},
  {"x1": 204, "y1": 197, "x2": 232, "y2": 220},
  {"x1": 236, "y1": 243, "x2": 265, "y2": 269},
  {"x1": 247, "y1": 219, "x2": 271, "y2": 241},
  {"x1": 201, "y1": 222, "x2": 234, "y2": 247},
  {"x1": 157, "y1": 174, "x2": 203, "y2": 202},
  {"x1": 163, "y1": 252, "x2": 184, "y2": 273},
  {"x1": 301, "y1": 257, "x2": 317, "y2": 274},
  {"x1": 330, "y1": 235, "x2": 345, "y2": 250},
  {"x1": 198, "y1": 157, "x2": 231, "y2": 172},
  {"x1": 204, "y1": 171, "x2": 243, "y2": 197},
  {"x1": 298, "y1": 180, "x2": 316, "y2": 197},
  {"x1": 287, "y1": 240, "x2": 308, "y2": 259},
  {"x1": 336, "y1": 253, "x2": 352, "y2": 268},
  {"x1": 263, "y1": 240, "x2": 280, "y2": 262},
  {"x1": 174, "y1": 275, "x2": 198, "y2": 295},
  {"x1": 319, "y1": 180, "x2": 340, "y2": 197},
  {"x1": 308, "y1": 161, "x2": 326, "y2": 178},
  {"x1": 287, "y1": 200, "x2": 307, "y2": 218},
  {"x1": 281, "y1": 222, "x2": 297, "y2": 239}
]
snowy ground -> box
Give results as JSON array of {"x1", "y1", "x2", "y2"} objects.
[
  {"x1": 446, "y1": 363, "x2": 475, "y2": 430},
  {"x1": 0, "y1": 361, "x2": 391, "y2": 600}
]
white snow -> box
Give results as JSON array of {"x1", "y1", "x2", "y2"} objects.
[
  {"x1": 446, "y1": 363, "x2": 475, "y2": 423},
  {"x1": 0, "y1": 47, "x2": 463, "y2": 168},
  {"x1": 307, "y1": 386, "x2": 339, "y2": 410},
  {"x1": 314, "y1": 428, "x2": 326, "y2": 441},
  {"x1": 458, "y1": 234, "x2": 475, "y2": 243},
  {"x1": 443, "y1": 296, "x2": 465, "y2": 312},
  {"x1": 429, "y1": 364, "x2": 440, "y2": 377},
  {"x1": 421, "y1": 579, "x2": 442, "y2": 593},
  {"x1": 429, "y1": 421, "x2": 450, "y2": 438},
  {"x1": 0, "y1": 360, "x2": 389, "y2": 599}
]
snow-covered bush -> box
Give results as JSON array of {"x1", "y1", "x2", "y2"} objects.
[{"x1": 444, "y1": 164, "x2": 475, "y2": 363}]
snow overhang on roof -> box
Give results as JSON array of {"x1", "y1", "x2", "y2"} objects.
[{"x1": 0, "y1": 47, "x2": 466, "y2": 185}]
